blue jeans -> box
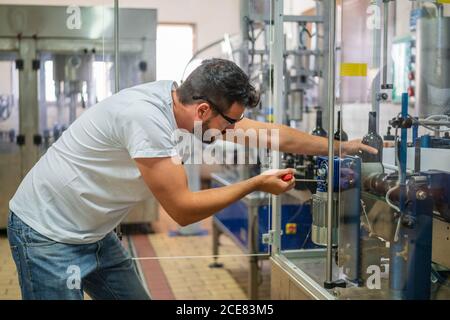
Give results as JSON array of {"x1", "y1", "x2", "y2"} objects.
[{"x1": 7, "y1": 211, "x2": 150, "y2": 300}]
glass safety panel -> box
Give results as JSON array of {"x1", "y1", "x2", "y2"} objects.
[
  {"x1": 270, "y1": 0, "x2": 340, "y2": 300},
  {"x1": 115, "y1": 0, "x2": 275, "y2": 301}
]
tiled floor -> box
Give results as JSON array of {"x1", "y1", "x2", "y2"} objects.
[
  {"x1": 0, "y1": 211, "x2": 271, "y2": 300},
  {"x1": 131, "y1": 210, "x2": 270, "y2": 300},
  {"x1": 0, "y1": 232, "x2": 21, "y2": 300},
  {"x1": 145, "y1": 232, "x2": 269, "y2": 300}
]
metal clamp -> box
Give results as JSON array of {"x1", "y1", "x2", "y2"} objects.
[{"x1": 262, "y1": 230, "x2": 275, "y2": 245}]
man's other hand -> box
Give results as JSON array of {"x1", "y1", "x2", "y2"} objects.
[{"x1": 341, "y1": 139, "x2": 378, "y2": 156}]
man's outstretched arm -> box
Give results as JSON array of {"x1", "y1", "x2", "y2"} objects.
[
  {"x1": 231, "y1": 118, "x2": 378, "y2": 156},
  {"x1": 135, "y1": 157, "x2": 295, "y2": 226}
]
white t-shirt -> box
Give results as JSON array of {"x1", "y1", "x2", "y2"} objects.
[{"x1": 10, "y1": 80, "x2": 178, "y2": 244}]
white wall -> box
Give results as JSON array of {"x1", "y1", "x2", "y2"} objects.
[
  {"x1": 0, "y1": 62, "x2": 12, "y2": 94},
  {"x1": 395, "y1": 0, "x2": 412, "y2": 38},
  {"x1": 0, "y1": 0, "x2": 241, "y2": 52},
  {"x1": 284, "y1": 0, "x2": 315, "y2": 15}
]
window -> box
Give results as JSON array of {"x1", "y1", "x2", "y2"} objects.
[{"x1": 156, "y1": 24, "x2": 194, "y2": 83}]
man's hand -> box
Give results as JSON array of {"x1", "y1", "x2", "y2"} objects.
[
  {"x1": 256, "y1": 168, "x2": 296, "y2": 195},
  {"x1": 340, "y1": 139, "x2": 378, "y2": 157}
]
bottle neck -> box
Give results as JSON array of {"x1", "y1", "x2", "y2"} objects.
[
  {"x1": 336, "y1": 111, "x2": 342, "y2": 131},
  {"x1": 368, "y1": 112, "x2": 377, "y2": 134},
  {"x1": 316, "y1": 111, "x2": 323, "y2": 128}
]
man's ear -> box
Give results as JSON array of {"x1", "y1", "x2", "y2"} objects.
[{"x1": 196, "y1": 103, "x2": 211, "y2": 119}]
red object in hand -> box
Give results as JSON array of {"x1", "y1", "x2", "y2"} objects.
[{"x1": 281, "y1": 173, "x2": 293, "y2": 182}]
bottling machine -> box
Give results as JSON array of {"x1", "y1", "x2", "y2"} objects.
[{"x1": 268, "y1": 0, "x2": 450, "y2": 300}]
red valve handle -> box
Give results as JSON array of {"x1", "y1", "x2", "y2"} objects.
[{"x1": 281, "y1": 173, "x2": 293, "y2": 182}]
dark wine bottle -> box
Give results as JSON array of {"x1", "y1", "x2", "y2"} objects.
[
  {"x1": 360, "y1": 111, "x2": 383, "y2": 162},
  {"x1": 334, "y1": 111, "x2": 348, "y2": 141},
  {"x1": 311, "y1": 110, "x2": 327, "y2": 137}
]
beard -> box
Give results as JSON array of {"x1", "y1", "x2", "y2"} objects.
[{"x1": 202, "y1": 119, "x2": 216, "y2": 144}]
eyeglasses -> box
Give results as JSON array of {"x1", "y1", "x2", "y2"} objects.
[{"x1": 192, "y1": 95, "x2": 244, "y2": 125}]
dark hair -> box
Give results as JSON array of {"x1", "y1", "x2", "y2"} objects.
[{"x1": 176, "y1": 58, "x2": 260, "y2": 113}]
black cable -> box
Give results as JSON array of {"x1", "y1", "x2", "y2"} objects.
[{"x1": 299, "y1": 25, "x2": 313, "y2": 49}]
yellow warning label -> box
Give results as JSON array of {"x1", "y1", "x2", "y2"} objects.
[
  {"x1": 340, "y1": 63, "x2": 367, "y2": 77},
  {"x1": 285, "y1": 223, "x2": 297, "y2": 235},
  {"x1": 437, "y1": 0, "x2": 450, "y2": 4}
]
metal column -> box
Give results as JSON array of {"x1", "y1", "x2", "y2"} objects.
[
  {"x1": 248, "y1": 206, "x2": 259, "y2": 300},
  {"x1": 114, "y1": 0, "x2": 122, "y2": 240},
  {"x1": 371, "y1": 0, "x2": 382, "y2": 117},
  {"x1": 318, "y1": 0, "x2": 331, "y2": 127},
  {"x1": 240, "y1": 0, "x2": 250, "y2": 74},
  {"x1": 390, "y1": 92, "x2": 409, "y2": 299},
  {"x1": 270, "y1": 0, "x2": 284, "y2": 255},
  {"x1": 114, "y1": 0, "x2": 120, "y2": 93},
  {"x1": 18, "y1": 39, "x2": 40, "y2": 177},
  {"x1": 324, "y1": 0, "x2": 336, "y2": 289}
]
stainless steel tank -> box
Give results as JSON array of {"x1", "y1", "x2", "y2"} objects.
[
  {"x1": 53, "y1": 53, "x2": 94, "y2": 88},
  {"x1": 416, "y1": 16, "x2": 450, "y2": 117}
]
